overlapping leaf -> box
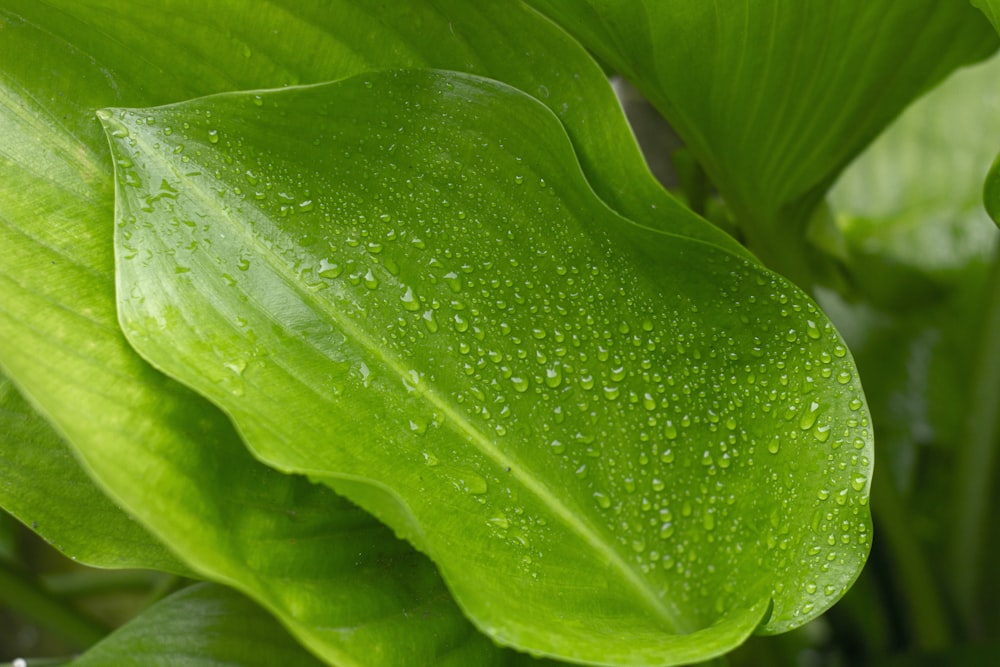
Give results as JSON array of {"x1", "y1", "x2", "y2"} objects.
[
  {"x1": 104, "y1": 69, "x2": 872, "y2": 663},
  {"x1": 0, "y1": 373, "x2": 188, "y2": 574},
  {"x1": 69, "y1": 583, "x2": 329, "y2": 667},
  {"x1": 0, "y1": 1, "x2": 668, "y2": 664},
  {"x1": 526, "y1": 0, "x2": 998, "y2": 283}
]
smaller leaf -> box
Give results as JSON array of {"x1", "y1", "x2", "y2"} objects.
[
  {"x1": 985, "y1": 153, "x2": 1000, "y2": 225},
  {"x1": 0, "y1": 372, "x2": 190, "y2": 574},
  {"x1": 69, "y1": 583, "x2": 328, "y2": 667}
]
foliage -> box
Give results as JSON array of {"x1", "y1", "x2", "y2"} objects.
[{"x1": 0, "y1": 1, "x2": 997, "y2": 666}]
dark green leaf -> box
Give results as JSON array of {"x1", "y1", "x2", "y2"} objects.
[
  {"x1": 974, "y1": 0, "x2": 1000, "y2": 34},
  {"x1": 526, "y1": 0, "x2": 998, "y2": 283},
  {"x1": 105, "y1": 69, "x2": 873, "y2": 662},
  {"x1": 69, "y1": 583, "x2": 327, "y2": 667}
]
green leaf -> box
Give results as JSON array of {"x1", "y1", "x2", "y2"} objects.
[
  {"x1": 104, "y1": 69, "x2": 873, "y2": 663},
  {"x1": 525, "y1": 0, "x2": 998, "y2": 283},
  {"x1": 0, "y1": 373, "x2": 188, "y2": 574},
  {"x1": 0, "y1": 2, "x2": 740, "y2": 664},
  {"x1": 974, "y1": 0, "x2": 1000, "y2": 34},
  {"x1": 828, "y1": 49, "x2": 1000, "y2": 306},
  {"x1": 69, "y1": 583, "x2": 328, "y2": 667},
  {"x1": 986, "y1": 154, "x2": 1000, "y2": 225}
]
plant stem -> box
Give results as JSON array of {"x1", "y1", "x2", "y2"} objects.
[
  {"x1": 871, "y1": 471, "x2": 952, "y2": 649},
  {"x1": 949, "y1": 242, "x2": 1000, "y2": 636},
  {"x1": 0, "y1": 560, "x2": 106, "y2": 649}
]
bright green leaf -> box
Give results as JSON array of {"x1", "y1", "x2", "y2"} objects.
[
  {"x1": 0, "y1": 373, "x2": 189, "y2": 574},
  {"x1": 69, "y1": 583, "x2": 328, "y2": 667},
  {"x1": 526, "y1": 0, "x2": 998, "y2": 283},
  {"x1": 0, "y1": 2, "x2": 738, "y2": 664},
  {"x1": 104, "y1": 69, "x2": 873, "y2": 663}
]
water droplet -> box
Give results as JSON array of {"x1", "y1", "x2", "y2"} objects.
[
  {"x1": 444, "y1": 272, "x2": 463, "y2": 293},
  {"x1": 488, "y1": 516, "x2": 510, "y2": 530},
  {"x1": 208, "y1": 129, "x2": 219, "y2": 144},
  {"x1": 456, "y1": 470, "x2": 488, "y2": 495},
  {"x1": 593, "y1": 491, "x2": 612, "y2": 509},
  {"x1": 799, "y1": 401, "x2": 820, "y2": 430},
  {"x1": 545, "y1": 367, "x2": 562, "y2": 388},
  {"x1": 318, "y1": 258, "x2": 342, "y2": 279},
  {"x1": 400, "y1": 286, "x2": 420, "y2": 311}
]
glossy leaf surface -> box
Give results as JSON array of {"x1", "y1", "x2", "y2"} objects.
[
  {"x1": 70, "y1": 583, "x2": 328, "y2": 667},
  {"x1": 0, "y1": 373, "x2": 188, "y2": 574},
  {"x1": 0, "y1": 2, "x2": 741, "y2": 664},
  {"x1": 106, "y1": 70, "x2": 872, "y2": 663},
  {"x1": 526, "y1": 0, "x2": 998, "y2": 281}
]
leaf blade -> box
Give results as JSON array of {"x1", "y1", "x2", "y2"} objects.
[
  {"x1": 525, "y1": 0, "x2": 999, "y2": 281},
  {"x1": 107, "y1": 69, "x2": 873, "y2": 661},
  {"x1": 0, "y1": 372, "x2": 189, "y2": 574}
]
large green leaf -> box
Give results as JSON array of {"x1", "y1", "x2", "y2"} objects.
[
  {"x1": 104, "y1": 69, "x2": 873, "y2": 664},
  {"x1": 0, "y1": 373, "x2": 188, "y2": 574},
  {"x1": 526, "y1": 0, "x2": 998, "y2": 283},
  {"x1": 0, "y1": 2, "x2": 740, "y2": 664},
  {"x1": 70, "y1": 583, "x2": 328, "y2": 667}
]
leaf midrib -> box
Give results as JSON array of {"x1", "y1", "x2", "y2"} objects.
[{"x1": 120, "y1": 106, "x2": 691, "y2": 635}]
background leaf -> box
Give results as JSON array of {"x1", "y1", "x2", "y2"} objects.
[
  {"x1": 106, "y1": 69, "x2": 872, "y2": 663},
  {"x1": 828, "y1": 49, "x2": 1000, "y2": 307},
  {"x1": 0, "y1": 373, "x2": 188, "y2": 574},
  {"x1": 525, "y1": 0, "x2": 998, "y2": 284},
  {"x1": 69, "y1": 583, "x2": 329, "y2": 667}
]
